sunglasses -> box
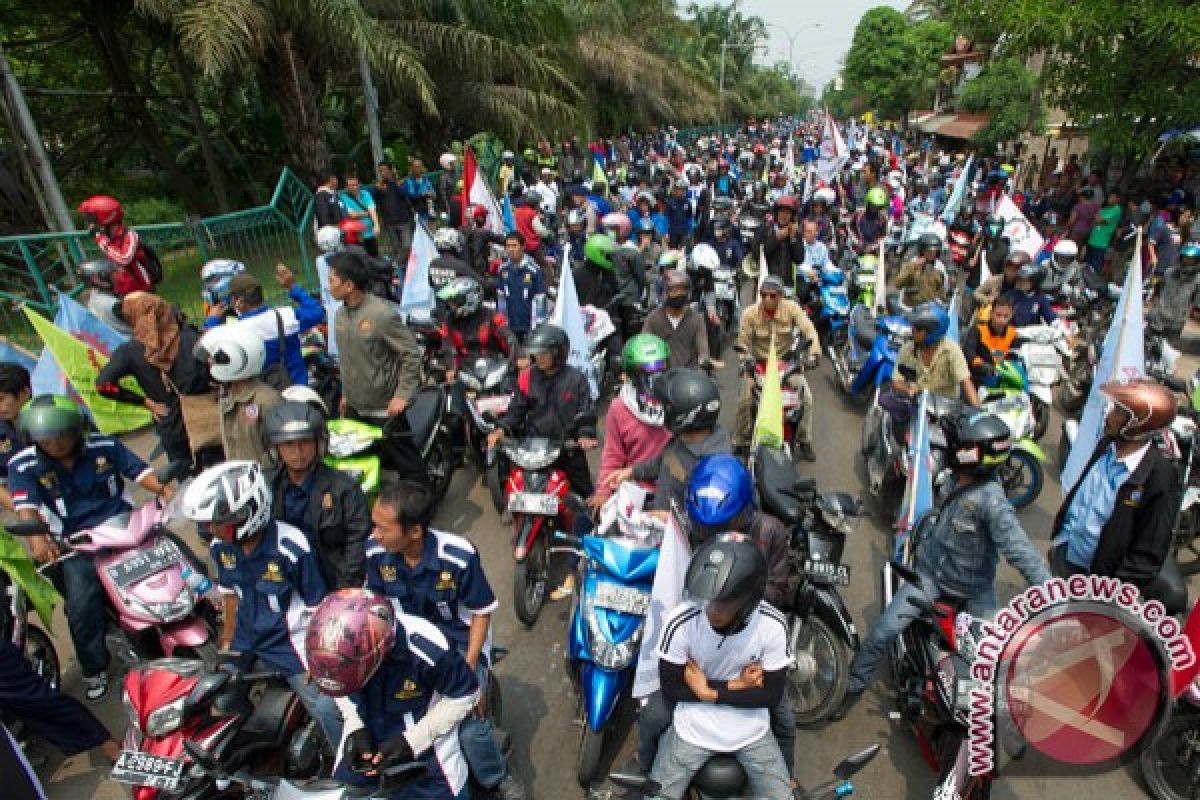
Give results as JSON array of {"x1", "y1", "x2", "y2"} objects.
[{"x1": 760, "y1": 291, "x2": 781, "y2": 299}]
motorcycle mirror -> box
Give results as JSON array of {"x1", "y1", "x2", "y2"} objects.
[
  {"x1": 833, "y1": 743, "x2": 882, "y2": 781},
  {"x1": 182, "y1": 740, "x2": 221, "y2": 775},
  {"x1": 3, "y1": 517, "x2": 49, "y2": 537}
]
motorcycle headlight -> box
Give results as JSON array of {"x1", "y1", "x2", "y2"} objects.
[
  {"x1": 585, "y1": 597, "x2": 642, "y2": 670},
  {"x1": 513, "y1": 446, "x2": 560, "y2": 471},
  {"x1": 1029, "y1": 366, "x2": 1059, "y2": 386},
  {"x1": 131, "y1": 587, "x2": 193, "y2": 623},
  {"x1": 146, "y1": 696, "x2": 187, "y2": 737}
]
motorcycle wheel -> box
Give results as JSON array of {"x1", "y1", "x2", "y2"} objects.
[
  {"x1": 513, "y1": 523, "x2": 548, "y2": 627},
  {"x1": 576, "y1": 724, "x2": 605, "y2": 787},
  {"x1": 1030, "y1": 395, "x2": 1050, "y2": 441},
  {"x1": 487, "y1": 669, "x2": 504, "y2": 730},
  {"x1": 426, "y1": 436, "x2": 455, "y2": 509},
  {"x1": 486, "y1": 461, "x2": 506, "y2": 514},
  {"x1": 788, "y1": 616, "x2": 850, "y2": 727},
  {"x1": 999, "y1": 449, "x2": 1043, "y2": 511},
  {"x1": 24, "y1": 626, "x2": 61, "y2": 691},
  {"x1": 1139, "y1": 707, "x2": 1200, "y2": 800}
]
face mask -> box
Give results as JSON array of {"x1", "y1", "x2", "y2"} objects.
[{"x1": 666, "y1": 294, "x2": 688, "y2": 309}]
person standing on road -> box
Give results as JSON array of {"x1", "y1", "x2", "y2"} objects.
[
  {"x1": 341, "y1": 175, "x2": 382, "y2": 258},
  {"x1": 376, "y1": 160, "x2": 414, "y2": 260}
]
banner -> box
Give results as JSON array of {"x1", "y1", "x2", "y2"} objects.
[
  {"x1": 399, "y1": 220, "x2": 437, "y2": 316},
  {"x1": 994, "y1": 194, "x2": 1044, "y2": 258},
  {"x1": 947, "y1": 290, "x2": 961, "y2": 345},
  {"x1": 941, "y1": 154, "x2": 974, "y2": 225},
  {"x1": 752, "y1": 332, "x2": 784, "y2": 449},
  {"x1": 0, "y1": 339, "x2": 37, "y2": 371},
  {"x1": 632, "y1": 513, "x2": 691, "y2": 699},
  {"x1": 23, "y1": 308, "x2": 152, "y2": 434},
  {"x1": 816, "y1": 111, "x2": 848, "y2": 185},
  {"x1": 501, "y1": 195, "x2": 517, "y2": 234},
  {"x1": 896, "y1": 390, "x2": 935, "y2": 561},
  {"x1": 54, "y1": 290, "x2": 125, "y2": 356},
  {"x1": 1060, "y1": 229, "x2": 1145, "y2": 494},
  {"x1": 551, "y1": 257, "x2": 599, "y2": 399},
  {"x1": 462, "y1": 147, "x2": 505, "y2": 235}
]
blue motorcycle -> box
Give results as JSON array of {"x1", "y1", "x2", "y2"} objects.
[
  {"x1": 556, "y1": 521, "x2": 660, "y2": 786},
  {"x1": 799, "y1": 263, "x2": 852, "y2": 350},
  {"x1": 829, "y1": 296, "x2": 912, "y2": 403}
]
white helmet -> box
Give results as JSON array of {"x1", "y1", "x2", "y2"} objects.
[
  {"x1": 1052, "y1": 239, "x2": 1079, "y2": 259},
  {"x1": 691, "y1": 243, "x2": 720, "y2": 271},
  {"x1": 501, "y1": 150, "x2": 515, "y2": 160},
  {"x1": 813, "y1": 187, "x2": 836, "y2": 206},
  {"x1": 179, "y1": 461, "x2": 272, "y2": 543},
  {"x1": 316, "y1": 225, "x2": 343, "y2": 253},
  {"x1": 281, "y1": 385, "x2": 329, "y2": 416},
  {"x1": 196, "y1": 324, "x2": 266, "y2": 384},
  {"x1": 434, "y1": 227, "x2": 464, "y2": 254},
  {"x1": 439, "y1": 153, "x2": 457, "y2": 170}
]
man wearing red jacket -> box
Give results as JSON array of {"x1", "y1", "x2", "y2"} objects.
[
  {"x1": 511, "y1": 188, "x2": 551, "y2": 271},
  {"x1": 79, "y1": 195, "x2": 157, "y2": 296}
]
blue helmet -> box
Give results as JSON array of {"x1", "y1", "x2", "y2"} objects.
[
  {"x1": 908, "y1": 302, "x2": 950, "y2": 345},
  {"x1": 686, "y1": 454, "x2": 754, "y2": 529}
]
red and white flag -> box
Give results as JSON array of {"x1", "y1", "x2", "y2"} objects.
[{"x1": 462, "y1": 147, "x2": 505, "y2": 235}]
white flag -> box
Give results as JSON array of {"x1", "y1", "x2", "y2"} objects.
[
  {"x1": 632, "y1": 514, "x2": 691, "y2": 699},
  {"x1": 468, "y1": 162, "x2": 506, "y2": 236},
  {"x1": 979, "y1": 244, "x2": 992, "y2": 287},
  {"x1": 315, "y1": 253, "x2": 342, "y2": 356},
  {"x1": 551, "y1": 259, "x2": 599, "y2": 399},
  {"x1": 1060, "y1": 229, "x2": 1146, "y2": 494},
  {"x1": 758, "y1": 245, "x2": 769, "y2": 292},
  {"x1": 399, "y1": 220, "x2": 437, "y2": 315},
  {"x1": 816, "y1": 112, "x2": 848, "y2": 185},
  {"x1": 994, "y1": 194, "x2": 1044, "y2": 258}
]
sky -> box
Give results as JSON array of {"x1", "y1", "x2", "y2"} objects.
[{"x1": 689, "y1": 0, "x2": 910, "y2": 93}]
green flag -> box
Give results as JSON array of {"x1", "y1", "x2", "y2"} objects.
[{"x1": 0, "y1": 530, "x2": 61, "y2": 629}]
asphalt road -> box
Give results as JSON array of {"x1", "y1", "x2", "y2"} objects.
[{"x1": 38, "y1": 343, "x2": 1164, "y2": 799}]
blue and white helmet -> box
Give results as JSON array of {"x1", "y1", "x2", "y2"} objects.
[{"x1": 201, "y1": 259, "x2": 247, "y2": 306}]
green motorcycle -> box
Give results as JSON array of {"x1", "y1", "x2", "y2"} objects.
[{"x1": 977, "y1": 358, "x2": 1047, "y2": 510}]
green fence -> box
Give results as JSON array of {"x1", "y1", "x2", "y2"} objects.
[{"x1": 0, "y1": 168, "x2": 315, "y2": 344}]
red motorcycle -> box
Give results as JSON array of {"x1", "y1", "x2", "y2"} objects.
[
  {"x1": 114, "y1": 659, "x2": 328, "y2": 800},
  {"x1": 734, "y1": 328, "x2": 814, "y2": 456}
]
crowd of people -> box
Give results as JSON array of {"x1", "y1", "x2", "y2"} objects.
[{"x1": 1, "y1": 113, "x2": 1199, "y2": 800}]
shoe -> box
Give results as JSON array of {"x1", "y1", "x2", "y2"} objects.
[
  {"x1": 796, "y1": 442, "x2": 817, "y2": 462},
  {"x1": 829, "y1": 689, "x2": 863, "y2": 722},
  {"x1": 85, "y1": 673, "x2": 109, "y2": 703},
  {"x1": 495, "y1": 773, "x2": 529, "y2": 800},
  {"x1": 550, "y1": 573, "x2": 576, "y2": 602}
]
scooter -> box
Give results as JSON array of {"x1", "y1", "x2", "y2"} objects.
[
  {"x1": 975, "y1": 360, "x2": 1048, "y2": 511},
  {"x1": 556, "y1": 488, "x2": 661, "y2": 786},
  {"x1": 455, "y1": 354, "x2": 515, "y2": 475},
  {"x1": 1012, "y1": 324, "x2": 1069, "y2": 440},
  {"x1": 797, "y1": 262, "x2": 851, "y2": 349},
  {"x1": 829, "y1": 295, "x2": 911, "y2": 402}
]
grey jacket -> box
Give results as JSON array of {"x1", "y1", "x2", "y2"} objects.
[
  {"x1": 334, "y1": 293, "x2": 421, "y2": 416},
  {"x1": 633, "y1": 425, "x2": 732, "y2": 514},
  {"x1": 917, "y1": 477, "x2": 1052, "y2": 600}
]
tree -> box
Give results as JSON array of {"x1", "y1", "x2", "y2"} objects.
[
  {"x1": 959, "y1": 57, "x2": 1043, "y2": 151},
  {"x1": 842, "y1": 8, "x2": 951, "y2": 123}
]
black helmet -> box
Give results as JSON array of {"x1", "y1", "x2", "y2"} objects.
[
  {"x1": 655, "y1": 368, "x2": 720, "y2": 433},
  {"x1": 684, "y1": 533, "x2": 767, "y2": 635},
  {"x1": 635, "y1": 217, "x2": 657, "y2": 237},
  {"x1": 525, "y1": 323, "x2": 569, "y2": 366},
  {"x1": 713, "y1": 218, "x2": 733, "y2": 239},
  {"x1": 917, "y1": 233, "x2": 942, "y2": 256},
  {"x1": 509, "y1": 182, "x2": 526, "y2": 199},
  {"x1": 1016, "y1": 261, "x2": 1046, "y2": 291},
  {"x1": 264, "y1": 401, "x2": 327, "y2": 449},
  {"x1": 945, "y1": 410, "x2": 1012, "y2": 477}
]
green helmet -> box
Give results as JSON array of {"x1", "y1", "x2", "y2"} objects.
[
  {"x1": 865, "y1": 187, "x2": 887, "y2": 208},
  {"x1": 17, "y1": 394, "x2": 86, "y2": 444},
  {"x1": 621, "y1": 334, "x2": 670, "y2": 424},
  {"x1": 584, "y1": 234, "x2": 616, "y2": 270}
]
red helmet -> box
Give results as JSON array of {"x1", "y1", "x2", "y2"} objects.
[
  {"x1": 753, "y1": 144, "x2": 765, "y2": 155},
  {"x1": 718, "y1": 158, "x2": 729, "y2": 169},
  {"x1": 471, "y1": 204, "x2": 489, "y2": 221},
  {"x1": 305, "y1": 589, "x2": 396, "y2": 696},
  {"x1": 338, "y1": 218, "x2": 367, "y2": 246},
  {"x1": 79, "y1": 195, "x2": 124, "y2": 227}
]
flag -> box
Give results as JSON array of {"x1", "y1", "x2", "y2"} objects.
[
  {"x1": 501, "y1": 195, "x2": 517, "y2": 234},
  {"x1": 314, "y1": 254, "x2": 341, "y2": 357},
  {"x1": 551, "y1": 256, "x2": 599, "y2": 399},
  {"x1": 784, "y1": 138, "x2": 796, "y2": 191},
  {"x1": 994, "y1": 194, "x2": 1044, "y2": 258},
  {"x1": 400, "y1": 220, "x2": 437, "y2": 316},
  {"x1": 463, "y1": 147, "x2": 506, "y2": 235},
  {"x1": 978, "y1": 243, "x2": 993, "y2": 287},
  {"x1": 801, "y1": 165, "x2": 814, "y2": 204},
  {"x1": 592, "y1": 158, "x2": 606, "y2": 188},
  {"x1": 23, "y1": 308, "x2": 152, "y2": 434},
  {"x1": 947, "y1": 290, "x2": 961, "y2": 344},
  {"x1": 758, "y1": 246, "x2": 769, "y2": 292},
  {"x1": 0, "y1": 338, "x2": 36, "y2": 371},
  {"x1": 0, "y1": 529, "x2": 61, "y2": 628},
  {"x1": 845, "y1": 119, "x2": 858, "y2": 153},
  {"x1": 632, "y1": 513, "x2": 691, "y2": 699},
  {"x1": 816, "y1": 111, "x2": 848, "y2": 185},
  {"x1": 752, "y1": 332, "x2": 785, "y2": 449},
  {"x1": 896, "y1": 390, "x2": 935, "y2": 561},
  {"x1": 30, "y1": 348, "x2": 73, "y2": 399},
  {"x1": 54, "y1": 290, "x2": 126, "y2": 357},
  {"x1": 941, "y1": 154, "x2": 974, "y2": 225},
  {"x1": 873, "y1": 238, "x2": 887, "y2": 314},
  {"x1": 1060, "y1": 229, "x2": 1145, "y2": 494}
]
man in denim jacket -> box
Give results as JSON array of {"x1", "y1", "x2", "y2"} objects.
[{"x1": 832, "y1": 409, "x2": 1051, "y2": 720}]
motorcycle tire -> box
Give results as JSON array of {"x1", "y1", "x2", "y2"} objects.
[
  {"x1": 999, "y1": 448, "x2": 1043, "y2": 511},
  {"x1": 486, "y1": 461, "x2": 506, "y2": 514},
  {"x1": 576, "y1": 724, "x2": 605, "y2": 787},
  {"x1": 788, "y1": 615, "x2": 850, "y2": 727},
  {"x1": 24, "y1": 626, "x2": 61, "y2": 691},
  {"x1": 426, "y1": 435, "x2": 455, "y2": 509},
  {"x1": 513, "y1": 524, "x2": 548, "y2": 627},
  {"x1": 1030, "y1": 395, "x2": 1050, "y2": 441},
  {"x1": 1139, "y1": 707, "x2": 1200, "y2": 800}
]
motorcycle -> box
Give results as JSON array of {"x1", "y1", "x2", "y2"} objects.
[
  {"x1": 1141, "y1": 680, "x2": 1200, "y2": 800},
  {"x1": 844, "y1": 253, "x2": 881, "y2": 310},
  {"x1": 733, "y1": 328, "x2": 815, "y2": 457},
  {"x1": 454, "y1": 354, "x2": 515, "y2": 476},
  {"x1": 975, "y1": 361, "x2": 1048, "y2": 511},
  {"x1": 753, "y1": 445, "x2": 862, "y2": 725},
  {"x1": 556, "y1": 487, "x2": 661, "y2": 785},
  {"x1": 862, "y1": 387, "x2": 958, "y2": 501},
  {"x1": 797, "y1": 262, "x2": 851, "y2": 350},
  {"x1": 830, "y1": 295, "x2": 911, "y2": 404},
  {"x1": 1011, "y1": 324, "x2": 1069, "y2": 440},
  {"x1": 582, "y1": 304, "x2": 618, "y2": 396},
  {"x1": 0, "y1": 535, "x2": 62, "y2": 747}
]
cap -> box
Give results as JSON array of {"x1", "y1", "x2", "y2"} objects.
[
  {"x1": 760, "y1": 275, "x2": 785, "y2": 294},
  {"x1": 227, "y1": 273, "x2": 262, "y2": 299}
]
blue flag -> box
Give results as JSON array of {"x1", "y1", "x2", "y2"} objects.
[
  {"x1": 896, "y1": 390, "x2": 934, "y2": 562},
  {"x1": 947, "y1": 291, "x2": 961, "y2": 345},
  {"x1": 941, "y1": 155, "x2": 974, "y2": 225},
  {"x1": 54, "y1": 290, "x2": 125, "y2": 356},
  {"x1": 0, "y1": 340, "x2": 36, "y2": 371},
  {"x1": 399, "y1": 220, "x2": 437, "y2": 316},
  {"x1": 501, "y1": 196, "x2": 517, "y2": 234}
]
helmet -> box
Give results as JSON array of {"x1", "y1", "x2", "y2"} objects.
[
  {"x1": 525, "y1": 323, "x2": 569, "y2": 365},
  {"x1": 1016, "y1": 261, "x2": 1046, "y2": 291},
  {"x1": 663, "y1": 269, "x2": 690, "y2": 294},
  {"x1": 908, "y1": 302, "x2": 950, "y2": 345},
  {"x1": 201, "y1": 259, "x2": 247, "y2": 306},
  {"x1": 713, "y1": 218, "x2": 732, "y2": 239},
  {"x1": 1101, "y1": 379, "x2": 1176, "y2": 440},
  {"x1": 438, "y1": 153, "x2": 457, "y2": 170},
  {"x1": 502, "y1": 150, "x2": 515, "y2": 160},
  {"x1": 984, "y1": 214, "x2": 1004, "y2": 238},
  {"x1": 306, "y1": 589, "x2": 396, "y2": 696},
  {"x1": 1004, "y1": 250, "x2": 1031, "y2": 270},
  {"x1": 865, "y1": 187, "x2": 887, "y2": 208},
  {"x1": 178, "y1": 461, "x2": 272, "y2": 543},
  {"x1": 338, "y1": 218, "x2": 367, "y2": 246},
  {"x1": 471, "y1": 204, "x2": 489, "y2": 222},
  {"x1": 636, "y1": 190, "x2": 656, "y2": 207},
  {"x1": 17, "y1": 395, "x2": 87, "y2": 444},
  {"x1": 281, "y1": 385, "x2": 329, "y2": 416},
  {"x1": 622, "y1": 333, "x2": 670, "y2": 422},
  {"x1": 436, "y1": 276, "x2": 483, "y2": 319},
  {"x1": 655, "y1": 368, "x2": 720, "y2": 433},
  {"x1": 264, "y1": 401, "x2": 327, "y2": 450},
  {"x1": 686, "y1": 454, "x2": 754, "y2": 534},
  {"x1": 690, "y1": 243, "x2": 720, "y2": 272},
  {"x1": 1180, "y1": 242, "x2": 1200, "y2": 270},
  {"x1": 79, "y1": 195, "x2": 123, "y2": 227},
  {"x1": 197, "y1": 325, "x2": 267, "y2": 383},
  {"x1": 684, "y1": 533, "x2": 767, "y2": 635},
  {"x1": 813, "y1": 187, "x2": 836, "y2": 207},
  {"x1": 917, "y1": 233, "x2": 942, "y2": 256},
  {"x1": 433, "y1": 227, "x2": 464, "y2": 254},
  {"x1": 316, "y1": 225, "x2": 343, "y2": 253},
  {"x1": 772, "y1": 196, "x2": 798, "y2": 215},
  {"x1": 508, "y1": 182, "x2": 526, "y2": 199},
  {"x1": 635, "y1": 218, "x2": 657, "y2": 237},
  {"x1": 946, "y1": 410, "x2": 1013, "y2": 476},
  {"x1": 78, "y1": 258, "x2": 117, "y2": 291},
  {"x1": 1051, "y1": 239, "x2": 1078, "y2": 268},
  {"x1": 601, "y1": 212, "x2": 632, "y2": 240},
  {"x1": 584, "y1": 234, "x2": 615, "y2": 270},
  {"x1": 658, "y1": 250, "x2": 685, "y2": 270},
  {"x1": 525, "y1": 189, "x2": 543, "y2": 209}
]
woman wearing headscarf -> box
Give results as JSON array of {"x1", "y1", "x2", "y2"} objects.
[{"x1": 95, "y1": 292, "x2": 212, "y2": 469}]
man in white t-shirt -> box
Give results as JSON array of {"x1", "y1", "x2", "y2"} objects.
[{"x1": 646, "y1": 534, "x2": 793, "y2": 800}]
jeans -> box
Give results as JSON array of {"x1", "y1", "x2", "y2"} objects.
[
  {"x1": 647, "y1": 725, "x2": 792, "y2": 800},
  {"x1": 1086, "y1": 244, "x2": 1107, "y2": 274},
  {"x1": 458, "y1": 658, "x2": 509, "y2": 788},
  {"x1": 0, "y1": 638, "x2": 110, "y2": 755},
  {"x1": 61, "y1": 555, "x2": 109, "y2": 677},
  {"x1": 638, "y1": 690, "x2": 796, "y2": 778},
  {"x1": 286, "y1": 672, "x2": 344, "y2": 756}
]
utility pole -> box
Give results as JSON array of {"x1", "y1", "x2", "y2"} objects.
[
  {"x1": 0, "y1": 43, "x2": 72, "y2": 231},
  {"x1": 719, "y1": 40, "x2": 765, "y2": 125},
  {"x1": 358, "y1": 49, "x2": 385, "y2": 167}
]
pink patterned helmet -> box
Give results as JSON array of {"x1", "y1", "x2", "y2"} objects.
[{"x1": 305, "y1": 589, "x2": 396, "y2": 696}]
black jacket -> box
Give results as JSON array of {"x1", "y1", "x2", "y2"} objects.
[
  {"x1": 268, "y1": 463, "x2": 370, "y2": 589},
  {"x1": 499, "y1": 364, "x2": 596, "y2": 441},
  {"x1": 574, "y1": 261, "x2": 619, "y2": 310},
  {"x1": 1053, "y1": 438, "x2": 1178, "y2": 588},
  {"x1": 763, "y1": 225, "x2": 804, "y2": 284},
  {"x1": 463, "y1": 226, "x2": 506, "y2": 279}
]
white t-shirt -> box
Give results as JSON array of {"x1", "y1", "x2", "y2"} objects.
[{"x1": 656, "y1": 601, "x2": 793, "y2": 752}]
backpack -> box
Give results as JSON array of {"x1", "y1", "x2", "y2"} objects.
[{"x1": 138, "y1": 241, "x2": 164, "y2": 286}]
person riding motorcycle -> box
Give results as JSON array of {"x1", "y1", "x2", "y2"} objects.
[
  {"x1": 642, "y1": 270, "x2": 712, "y2": 369},
  {"x1": 1009, "y1": 261, "x2": 1058, "y2": 327},
  {"x1": 703, "y1": 216, "x2": 746, "y2": 274},
  {"x1": 967, "y1": 214, "x2": 1010, "y2": 290},
  {"x1": 78, "y1": 195, "x2": 158, "y2": 296},
  {"x1": 852, "y1": 187, "x2": 889, "y2": 255},
  {"x1": 961, "y1": 293, "x2": 1018, "y2": 387},
  {"x1": 573, "y1": 234, "x2": 625, "y2": 379},
  {"x1": 835, "y1": 410, "x2": 1053, "y2": 719},
  {"x1": 603, "y1": 212, "x2": 649, "y2": 325},
  {"x1": 972, "y1": 249, "x2": 1028, "y2": 312},
  {"x1": 430, "y1": 227, "x2": 488, "y2": 292},
  {"x1": 762, "y1": 196, "x2": 804, "y2": 286},
  {"x1": 894, "y1": 233, "x2": 948, "y2": 306},
  {"x1": 884, "y1": 302, "x2": 980, "y2": 423},
  {"x1": 1148, "y1": 241, "x2": 1200, "y2": 336},
  {"x1": 805, "y1": 187, "x2": 837, "y2": 247}
]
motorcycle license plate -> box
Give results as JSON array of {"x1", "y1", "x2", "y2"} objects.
[
  {"x1": 107, "y1": 541, "x2": 177, "y2": 588},
  {"x1": 715, "y1": 283, "x2": 736, "y2": 300},
  {"x1": 804, "y1": 560, "x2": 850, "y2": 586},
  {"x1": 112, "y1": 750, "x2": 185, "y2": 789},
  {"x1": 508, "y1": 492, "x2": 558, "y2": 515},
  {"x1": 781, "y1": 390, "x2": 801, "y2": 408},
  {"x1": 474, "y1": 395, "x2": 511, "y2": 416},
  {"x1": 593, "y1": 583, "x2": 651, "y2": 615}
]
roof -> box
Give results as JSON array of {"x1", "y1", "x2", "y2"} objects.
[{"x1": 917, "y1": 112, "x2": 991, "y2": 140}]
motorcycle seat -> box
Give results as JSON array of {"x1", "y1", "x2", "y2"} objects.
[
  {"x1": 1144, "y1": 558, "x2": 1189, "y2": 617},
  {"x1": 693, "y1": 755, "x2": 747, "y2": 798},
  {"x1": 403, "y1": 385, "x2": 446, "y2": 451},
  {"x1": 851, "y1": 305, "x2": 877, "y2": 350},
  {"x1": 754, "y1": 445, "x2": 810, "y2": 525}
]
